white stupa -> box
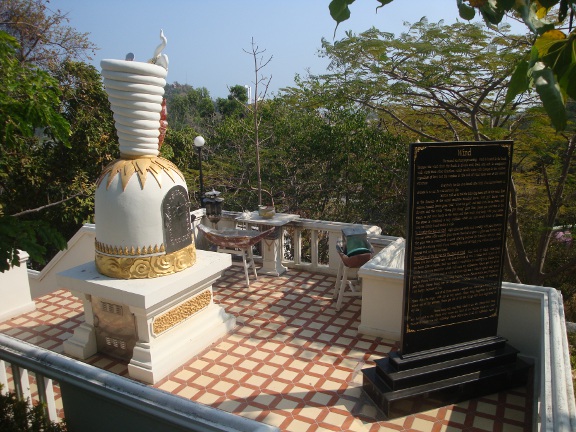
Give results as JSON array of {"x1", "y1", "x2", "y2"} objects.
[{"x1": 94, "y1": 31, "x2": 196, "y2": 279}]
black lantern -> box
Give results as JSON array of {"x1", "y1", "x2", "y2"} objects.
[{"x1": 204, "y1": 189, "x2": 224, "y2": 227}]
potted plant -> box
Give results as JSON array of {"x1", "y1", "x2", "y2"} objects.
[{"x1": 257, "y1": 187, "x2": 275, "y2": 219}]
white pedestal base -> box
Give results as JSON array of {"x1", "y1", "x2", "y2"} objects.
[
  {"x1": 63, "y1": 322, "x2": 97, "y2": 359},
  {"x1": 128, "y1": 303, "x2": 234, "y2": 383},
  {"x1": 58, "y1": 250, "x2": 233, "y2": 384},
  {"x1": 357, "y1": 238, "x2": 405, "y2": 341},
  {"x1": 260, "y1": 235, "x2": 287, "y2": 276}
]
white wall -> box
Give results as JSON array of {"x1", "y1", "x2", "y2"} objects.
[
  {"x1": 28, "y1": 224, "x2": 95, "y2": 298},
  {"x1": 0, "y1": 251, "x2": 36, "y2": 321}
]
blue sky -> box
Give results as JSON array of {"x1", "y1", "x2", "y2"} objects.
[{"x1": 50, "y1": 1, "x2": 525, "y2": 99}]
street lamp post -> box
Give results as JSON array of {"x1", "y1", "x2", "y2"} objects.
[
  {"x1": 194, "y1": 135, "x2": 205, "y2": 207},
  {"x1": 244, "y1": 85, "x2": 251, "y2": 105}
]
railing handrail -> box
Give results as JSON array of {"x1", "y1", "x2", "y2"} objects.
[
  {"x1": 0, "y1": 333, "x2": 279, "y2": 432},
  {"x1": 211, "y1": 210, "x2": 398, "y2": 274},
  {"x1": 218, "y1": 210, "x2": 382, "y2": 233}
]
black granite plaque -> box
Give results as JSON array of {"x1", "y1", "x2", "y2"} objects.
[
  {"x1": 401, "y1": 141, "x2": 513, "y2": 354},
  {"x1": 162, "y1": 185, "x2": 193, "y2": 253}
]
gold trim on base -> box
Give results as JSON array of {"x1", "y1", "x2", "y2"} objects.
[
  {"x1": 152, "y1": 289, "x2": 212, "y2": 336},
  {"x1": 95, "y1": 239, "x2": 166, "y2": 256},
  {"x1": 95, "y1": 243, "x2": 196, "y2": 279}
]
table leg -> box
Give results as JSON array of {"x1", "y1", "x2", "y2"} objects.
[{"x1": 259, "y1": 227, "x2": 287, "y2": 276}]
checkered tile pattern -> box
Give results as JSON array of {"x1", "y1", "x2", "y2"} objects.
[{"x1": 1, "y1": 263, "x2": 533, "y2": 431}]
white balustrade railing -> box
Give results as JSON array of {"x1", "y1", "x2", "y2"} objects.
[
  {"x1": 0, "y1": 358, "x2": 59, "y2": 422},
  {"x1": 195, "y1": 209, "x2": 400, "y2": 276},
  {"x1": 287, "y1": 217, "x2": 397, "y2": 274}
]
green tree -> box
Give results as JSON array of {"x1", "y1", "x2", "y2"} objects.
[
  {"x1": 0, "y1": 31, "x2": 69, "y2": 271},
  {"x1": 265, "y1": 95, "x2": 408, "y2": 230},
  {"x1": 508, "y1": 104, "x2": 576, "y2": 286},
  {"x1": 164, "y1": 84, "x2": 215, "y2": 130},
  {"x1": 209, "y1": 89, "x2": 408, "y2": 232},
  {"x1": 206, "y1": 41, "x2": 275, "y2": 209},
  {"x1": 0, "y1": 1, "x2": 116, "y2": 271},
  {"x1": 42, "y1": 60, "x2": 116, "y2": 238},
  {"x1": 1, "y1": 55, "x2": 117, "y2": 271},
  {"x1": 329, "y1": 0, "x2": 576, "y2": 131},
  {"x1": 216, "y1": 84, "x2": 248, "y2": 117},
  {"x1": 294, "y1": 18, "x2": 576, "y2": 286},
  {"x1": 209, "y1": 107, "x2": 259, "y2": 209},
  {"x1": 310, "y1": 20, "x2": 533, "y2": 142}
]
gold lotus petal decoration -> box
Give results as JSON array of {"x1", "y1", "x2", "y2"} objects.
[
  {"x1": 104, "y1": 162, "x2": 122, "y2": 190},
  {"x1": 157, "y1": 160, "x2": 176, "y2": 183},
  {"x1": 96, "y1": 157, "x2": 185, "y2": 191},
  {"x1": 122, "y1": 162, "x2": 136, "y2": 190},
  {"x1": 134, "y1": 158, "x2": 149, "y2": 174},
  {"x1": 134, "y1": 158, "x2": 150, "y2": 188},
  {"x1": 148, "y1": 161, "x2": 161, "y2": 175},
  {"x1": 149, "y1": 167, "x2": 162, "y2": 188},
  {"x1": 157, "y1": 158, "x2": 183, "y2": 182}
]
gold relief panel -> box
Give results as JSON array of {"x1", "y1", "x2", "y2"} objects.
[
  {"x1": 95, "y1": 243, "x2": 196, "y2": 279},
  {"x1": 152, "y1": 289, "x2": 212, "y2": 336}
]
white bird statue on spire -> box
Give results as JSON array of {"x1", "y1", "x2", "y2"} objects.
[{"x1": 150, "y1": 29, "x2": 169, "y2": 70}]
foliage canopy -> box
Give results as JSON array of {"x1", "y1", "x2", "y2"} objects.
[
  {"x1": 329, "y1": 0, "x2": 576, "y2": 131},
  {"x1": 0, "y1": 31, "x2": 70, "y2": 271}
]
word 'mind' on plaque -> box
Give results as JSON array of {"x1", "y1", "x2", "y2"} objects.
[{"x1": 402, "y1": 141, "x2": 513, "y2": 355}]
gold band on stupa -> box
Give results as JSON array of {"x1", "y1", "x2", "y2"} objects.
[{"x1": 95, "y1": 243, "x2": 196, "y2": 279}]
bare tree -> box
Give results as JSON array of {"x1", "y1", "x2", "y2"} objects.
[
  {"x1": 0, "y1": 0, "x2": 96, "y2": 70},
  {"x1": 243, "y1": 38, "x2": 272, "y2": 206}
]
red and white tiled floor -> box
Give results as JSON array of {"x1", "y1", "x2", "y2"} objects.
[{"x1": 1, "y1": 264, "x2": 533, "y2": 431}]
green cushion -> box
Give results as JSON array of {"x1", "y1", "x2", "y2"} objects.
[{"x1": 346, "y1": 247, "x2": 371, "y2": 257}]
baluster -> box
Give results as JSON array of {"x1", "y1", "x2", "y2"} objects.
[
  {"x1": 280, "y1": 227, "x2": 289, "y2": 264},
  {"x1": 36, "y1": 373, "x2": 58, "y2": 422},
  {"x1": 328, "y1": 231, "x2": 341, "y2": 272},
  {"x1": 12, "y1": 365, "x2": 32, "y2": 406},
  {"x1": 293, "y1": 228, "x2": 302, "y2": 265},
  {"x1": 0, "y1": 359, "x2": 8, "y2": 392},
  {"x1": 311, "y1": 229, "x2": 319, "y2": 270}
]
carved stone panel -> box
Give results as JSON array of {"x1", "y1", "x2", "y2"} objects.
[{"x1": 162, "y1": 185, "x2": 192, "y2": 253}]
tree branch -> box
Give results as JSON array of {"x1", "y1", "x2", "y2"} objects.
[{"x1": 11, "y1": 192, "x2": 84, "y2": 217}]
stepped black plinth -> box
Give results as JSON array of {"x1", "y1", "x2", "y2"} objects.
[
  {"x1": 362, "y1": 141, "x2": 533, "y2": 418},
  {"x1": 362, "y1": 336, "x2": 533, "y2": 419}
]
